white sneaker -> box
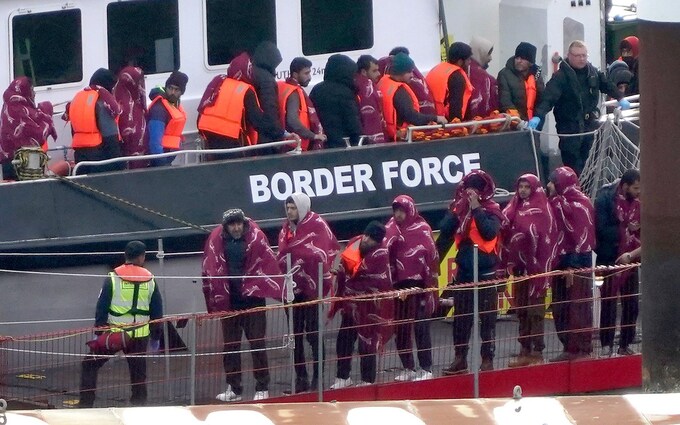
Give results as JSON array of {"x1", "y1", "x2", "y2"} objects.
[
  {"x1": 253, "y1": 390, "x2": 269, "y2": 401},
  {"x1": 394, "y1": 369, "x2": 417, "y2": 382},
  {"x1": 354, "y1": 380, "x2": 372, "y2": 387},
  {"x1": 414, "y1": 370, "x2": 433, "y2": 381},
  {"x1": 330, "y1": 377, "x2": 353, "y2": 389},
  {"x1": 216, "y1": 385, "x2": 242, "y2": 402}
]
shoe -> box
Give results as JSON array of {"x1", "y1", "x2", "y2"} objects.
[
  {"x1": 600, "y1": 346, "x2": 614, "y2": 358},
  {"x1": 354, "y1": 380, "x2": 372, "y2": 387},
  {"x1": 216, "y1": 385, "x2": 242, "y2": 402},
  {"x1": 508, "y1": 356, "x2": 533, "y2": 368},
  {"x1": 549, "y1": 352, "x2": 575, "y2": 363},
  {"x1": 530, "y1": 351, "x2": 544, "y2": 363},
  {"x1": 414, "y1": 370, "x2": 433, "y2": 381},
  {"x1": 253, "y1": 390, "x2": 269, "y2": 401},
  {"x1": 330, "y1": 377, "x2": 353, "y2": 390},
  {"x1": 296, "y1": 378, "x2": 310, "y2": 393},
  {"x1": 442, "y1": 356, "x2": 468, "y2": 376},
  {"x1": 617, "y1": 346, "x2": 635, "y2": 356},
  {"x1": 480, "y1": 358, "x2": 494, "y2": 371},
  {"x1": 394, "y1": 369, "x2": 417, "y2": 382}
]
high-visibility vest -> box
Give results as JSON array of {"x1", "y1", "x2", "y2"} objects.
[
  {"x1": 426, "y1": 62, "x2": 473, "y2": 119},
  {"x1": 107, "y1": 264, "x2": 156, "y2": 338},
  {"x1": 525, "y1": 75, "x2": 537, "y2": 120},
  {"x1": 454, "y1": 219, "x2": 498, "y2": 254},
  {"x1": 149, "y1": 97, "x2": 187, "y2": 150},
  {"x1": 341, "y1": 238, "x2": 363, "y2": 278},
  {"x1": 377, "y1": 75, "x2": 420, "y2": 141},
  {"x1": 197, "y1": 78, "x2": 258, "y2": 146},
  {"x1": 277, "y1": 81, "x2": 311, "y2": 151},
  {"x1": 70, "y1": 90, "x2": 102, "y2": 148}
]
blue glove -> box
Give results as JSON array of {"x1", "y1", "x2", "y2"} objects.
[
  {"x1": 528, "y1": 117, "x2": 541, "y2": 130},
  {"x1": 619, "y1": 99, "x2": 631, "y2": 110},
  {"x1": 149, "y1": 339, "x2": 160, "y2": 352}
]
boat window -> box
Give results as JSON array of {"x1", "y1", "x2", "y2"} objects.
[
  {"x1": 205, "y1": 0, "x2": 277, "y2": 66},
  {"x1": 12, "y1": 9, "x2": 83, "y2": 87},
  {"x1": 107, "y1": 0, "x2": 180, "y2": 75},
  {"x1": 301, "y1": 0, "x2": 374, "y2": 56}
]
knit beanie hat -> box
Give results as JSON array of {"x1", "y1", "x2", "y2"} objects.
[
  {"x1": 165, "y1": 71, "x2": 189, "y2": 94},
  {"x1": 608, "y1": 60, "x2": 633, "y2": 85},
  {"x1": 515, "y1": 42, "x2": 537, "y2": 64},
  {"x1": 448, "y1": 42, "x2": 473, "y2": 62},
  {"x1": 222, "y1": 208, "x2": 246, "y2": 225},
  {"x1": 89, "y1": 68, "x2": 116, "y2": 92},
  {"x1": 363, "y1": 221, "x2": 386, "y2": 243},
  {"x1": 390, "y1": 53, "x2": 415, "y2": 75}
]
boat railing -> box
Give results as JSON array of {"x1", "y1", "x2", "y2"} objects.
[
  {"x1": 405, "y1": 115, "x2": 523, "y2": 143},
  {"x1": 71, "y1": 137, "x2": 302, "y2": 176},
  {"x1": 601, "y1": 94, "x2": 640, "y2": 124}
]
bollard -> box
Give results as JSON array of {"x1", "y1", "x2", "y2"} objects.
[
  {"x1": 317, "y1": 262, "x2": 324, "y2": 402},
  {"x1": 472, "y1": 244, "x2": 480, "y2": 398},
  {"x1": 157, "y1": 238, "x2": 172, "y2": 401}
]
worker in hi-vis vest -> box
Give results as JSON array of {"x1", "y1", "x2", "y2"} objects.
[{"x1": 79, "y1": 240, "x2": 163, "y2": 408}]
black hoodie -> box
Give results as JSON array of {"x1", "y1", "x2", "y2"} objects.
[
  {"x1": 310, "y1": 54, "x2": 363, "y2": 149},
  {"x1": 251, "y1": 41, "x2": 285, "y2": 144}
]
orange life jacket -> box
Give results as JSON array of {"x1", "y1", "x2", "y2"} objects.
[
  {"x1": 114, "y1": 264, "x2": 154, "y2": 282},
  {"x1": 149, "y1": 97, "x2": 187, "y2": 150},
  {"x1": 70, "y1": 90, "x2": 102, "y2": 148},
  {"x1": 426, "y1": 62, "x2": 473, "y2": 119},
  {"x1": 277, "y1": 81, "x2": 311, "y2": 151},
  {"x1": 377, "y1": 75, "x2": 420, "y2": 141},
  {"x1": 454, "y1": 219, "x2": 498, "y2": 254},
  {"x1": 341, "y1": 238, "x2": 363, "y2": 278},
  {"x1": 198, "y1": 78, "x2": 258, "y2": 146},
  {"x1": 524, "y1": 75, "x2": 537, "y2": 120}
]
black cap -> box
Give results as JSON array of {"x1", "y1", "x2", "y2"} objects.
[
  {"x1": 448, "y1": 42, "x2": 472, "y2": 62},
  {"x1": 89, "y1": 68, "x2": 116, "y2": 92},
  {"x1": 165, "y1": 71, "x2": 188, "y2": 94},
  {"x1": 515, "y1": 42, "x2": 537, "y2": 64},
  {"x1": 222, "y1": 208, "x2": 246, "y2": 225},
  {"x1": 124, "y1": 240, "x2": 146, "y2": 261},
  {"x1": 363, "y1": 221, "x2": 386, "y2": 243}
]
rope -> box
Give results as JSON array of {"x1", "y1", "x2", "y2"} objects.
[
  {"x1": 0, "y1": 268, "x2": 292, "y2": 280},
  {"x1": 52, "y1": 175, "x2": 211, "y2": 234}
]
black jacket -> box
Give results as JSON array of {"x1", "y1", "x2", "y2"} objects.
[
  {"x1": 594, "y1": 182, "x2": 620, "y2": 265},
  {"x1": 252, "y1": 41, "x2": 285, "y2": 143},
  {"x1": 310, "y1": 54, "x2": 363, "y2": 149},
  {"x1": 534, "y1": 60, "x2": 621, "y2": 133},
  {"x1": 497, "y1": 57, "x2": 546, "y2": 121},
  {"x1": 394, "y1": 86, "x2": 437, "y2": 126},
  {"x1": 436, "y1": 209, "x2": 501, "y2": 282}
]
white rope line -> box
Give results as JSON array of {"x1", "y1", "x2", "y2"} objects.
[
  {"x1": 0, "y1": 268, "x2": 299, "y2": 280},
  {"x1": 528, "y1": 128, "x2": 599, "y2": 138}
]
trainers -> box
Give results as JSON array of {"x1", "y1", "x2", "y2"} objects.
[
  {"x1": 330, "y1": 377, "x2": 353, "y2": 390},
  {"x1": 253, "y1": 390, "x2": 269, "y2": 401},
  {"x1": 549, "y1": 352, "x2": 575, "y2": 363},
  {"x1": 414, "y1": 370, "x2": 433, "y2": 381},
  {"x1": 508, "y1": 356, "x2": 534, "y2": 368},
  {"x1": 600, "y1": 346, "x2": 614, "y2": 358},
  {"x1": 394, "y1": 369, "x2": 417, "y2": 382},
  {"x1": 442, "y1": 357, "x2": 468, "y2": 376},
  {"x1": 216, "y1": 385, "x2": 242, "y2": 402},
  {"x1": 354, "y1": 380, "x2": 372, "y2": 387},
  {"x1": 617, "y1": 346, "x2": 635, "y2": 356},
  {"x1": 480, "y1": 358, "x2": 494, "y2": 371}
]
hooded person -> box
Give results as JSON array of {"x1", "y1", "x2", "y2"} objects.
[
  {"x1": 64, "y1": 68, "x2": 123, "y2": 174},
  {"x1": 497, "y1": 41, "x2": 546, "y2": 122},
  {"x1": 309, "y1": 54, "x2": 363, "y2": 149},
  {"x1": 501, "y1": 174, "x2": 558, "y2": 367},
  {"x1": 468, "y1": 36, "x2": 499, "y2": 117},
  {"x1": 251, "y1": 41, "x2": 286, "y2": 146},
  {"x1": 547, "y1": 166, "x2": 596, "y2": 362},
  {"x1": 435, "y1": 170, "x2": 505, "y2": 375},
  {"x1": 385, "y1": 195, "x2": 439, "y2": 381},
  {"x1": 330, "y1": 221, "x2": 393, "y2": 389},
  {"x1": 0, "y1": 77, "x2": 57, "y2": 180},
  {"x1": 145, "y1": 70, "x2": 188, "y2": 167},
  {"x1": 426, "y1": 42, "x2": 475, "y2": 121},
  {"x1": 607, "y1": 60, "x2": 633, "y2": 98},
  {"x1": 619, "y1": 36, "x2": 639, "y2": 95},
  {"x1": 202, "y1": 208, "x2": 282, "y2": 402},
  {"x1": 113, "y1": 66, "x2": 147, "y2": 167},
  {"x1": 198, "y1": 52, "x2": 286, "y2": 158},
  {"x1": 277, "y1": 192, "x2": 340, "y2": 393}
]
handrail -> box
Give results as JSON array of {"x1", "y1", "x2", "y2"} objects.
[
  {"x1": 71, "y1": 138, "x2": 302, "y2": 175},
  {"x1": 405, "y1": 115, "x2": 522, "y2": 142},
  {"x1": 602, "y1": 94, "x2": 639, "y2": 107}
]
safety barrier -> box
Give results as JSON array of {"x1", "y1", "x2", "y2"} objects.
[{"x1": 0, "y1": 258, "x2": 641, "y2": 409}]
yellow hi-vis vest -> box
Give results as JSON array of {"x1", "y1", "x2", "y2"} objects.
[{"x1": 107, "y1": 264, "x2": 155, "y2": 338}]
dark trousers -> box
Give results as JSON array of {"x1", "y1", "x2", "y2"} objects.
[
  {"x1": 203, "y1": 132, "x2": 246, "y2": 161},
  {"x1": 336, "y1": 313, "x2": 376, "y2": 383},
  {"x1": 221, "y1": 310, "x2": 270, "y2": 394},
  {"x1": 292, "y1": 302, "x2": 322, "y2": 389},
  {"x1": 552, "y1": 274, "x2": 593, "y2": 354},
  {"x1": 395, "y1": 293, "x2": 433, "y2": 371},
  {"x1": 74, "y1": 138, "x2": 123, "y2": 174},
  {"x1": 514, "y1": 281, "x2": 545, "y2": 353},
  {"x1": 599, "y1": 271, "x2": 639, "y2": 349},
  {"x1": 79, "y1": 336, "x2": 148, "y2": 407},
  {"x1": 453, "y1": 285, "x2": 498, "y2": 360},
  {"x1": 558, "y1": 132, "x2": 594, "y2": 177}
]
